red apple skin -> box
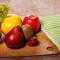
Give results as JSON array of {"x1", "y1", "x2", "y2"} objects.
[
  {"x1": 5, "y1": 26, "x2": 25, "y2": 49},
  {"x1": 23, "y1": 15, "x2": 40, "y2": 33}
]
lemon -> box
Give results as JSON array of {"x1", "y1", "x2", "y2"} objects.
[{"x1": 1, "y1": 15, "x2": 22, "y2": 34}]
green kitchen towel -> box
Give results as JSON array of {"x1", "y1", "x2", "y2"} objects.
[{"x1": 41, "y1": 15, "x2": 60, "y2": 48}]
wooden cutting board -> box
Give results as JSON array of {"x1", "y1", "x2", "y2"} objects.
[{"x1": 0, "y1": 31, "x2": 59, "y2": 57}]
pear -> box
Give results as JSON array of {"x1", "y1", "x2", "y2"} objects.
[{"x1": 5, "y1": 26, "x2": 25, "y2": 49}]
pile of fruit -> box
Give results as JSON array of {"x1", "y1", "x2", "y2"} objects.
[{"x1": 0, "y1": 5, "x2": 41, "y2": 49}]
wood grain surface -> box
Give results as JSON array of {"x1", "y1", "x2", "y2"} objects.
[
  {"x1": 0, "y1": 32, "x2": 59, "y2": 57},
  {"x1": 0, "y1": 0, "x2": 60, "y2": 60}
]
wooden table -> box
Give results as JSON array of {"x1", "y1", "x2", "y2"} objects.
[
  {"x1": 0, "y1": 0, "x2": 60, "y2": 60},
  {"x1": 0, "y1": 54, "x2": 59, "y2": 60}
]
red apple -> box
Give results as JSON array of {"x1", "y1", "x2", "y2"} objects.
[
  {"x1": 5, "y1": 26, "x2": 25, "y2": 49},
  {"x1": 23, "y1": 15, "x2": 41, "y2": 33}
]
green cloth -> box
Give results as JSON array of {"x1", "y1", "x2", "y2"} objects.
[{"x1": 41, "y1": 15, "x2": 60, "y2": 48}]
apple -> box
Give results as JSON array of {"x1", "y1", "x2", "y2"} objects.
[
  {"x1": 23, "y1": 15, "x2": 41, "y2": 33},
  {"x1": 5, "y1": 26, "x2": 25, "y2": 49},
  {"x1": 1, "y1": 15, "x2": 22, "y2": 34}
]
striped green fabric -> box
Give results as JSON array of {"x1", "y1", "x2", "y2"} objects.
[{"x1": 41, "y1": 15, "x2": 60, "y2": 48}]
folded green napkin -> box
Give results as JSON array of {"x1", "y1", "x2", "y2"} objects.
[{"x1": 41, "y1": 15, "x2": 60, "y2": 48}]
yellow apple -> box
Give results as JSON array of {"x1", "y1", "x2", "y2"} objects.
[{"x1": 1, "y1": 14, "x2": 22, "y2": 34}]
